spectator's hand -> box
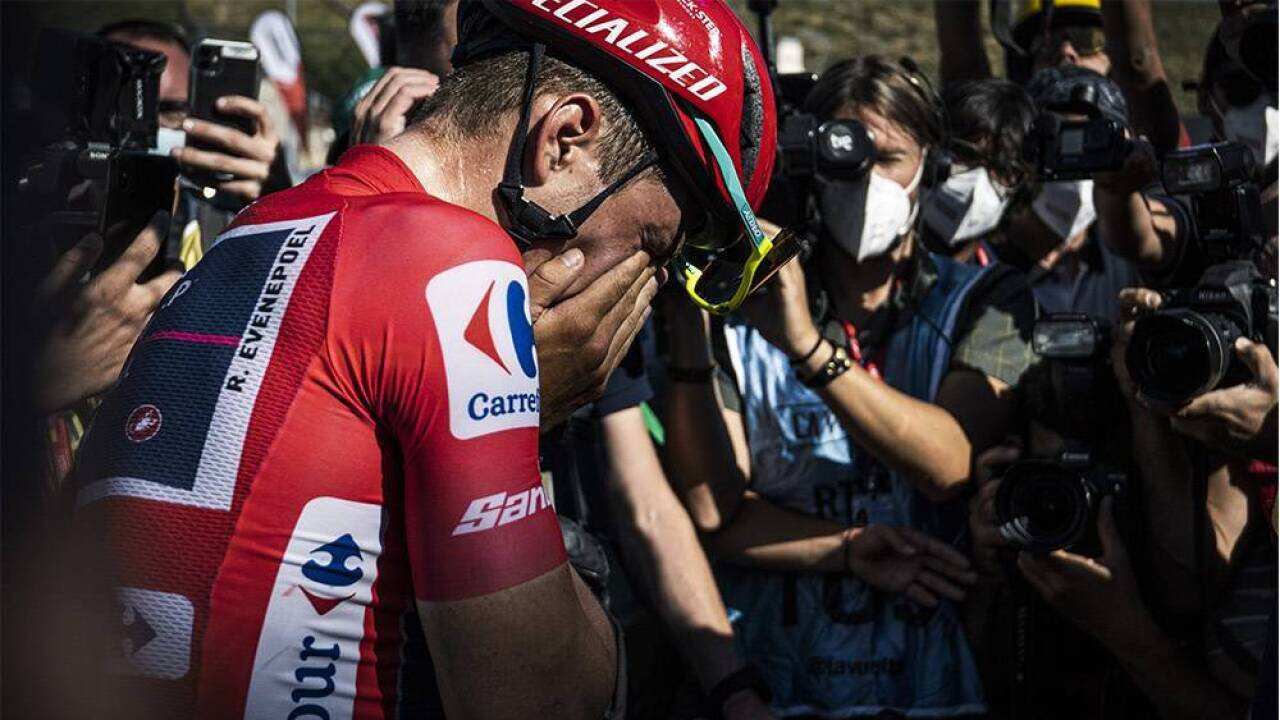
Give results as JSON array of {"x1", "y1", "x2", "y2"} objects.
[
  {"x1": 525, "y1": 249, "x2": 658, "y2": 431},
  {"x1": 847, "y1": 524, "x2": 977, "y2": 606},
  {"x1": 1017, "y1": 498, "x2": 1149, "y2": 649},
  {"x1": 968, "y1": 442, "x2": 1022, "y2": 578},
  {"x1": 351, "y1": 67, "x2": 440, "y2": 145},
  {"x1": 1094, "y1": 136, "x2": 1158, "y2": 197},
  {"x1": 32, "y1": 213, "x2": 182, "y2": 414},
  {"x1": 1111, "y1": 286, "x2": 1165, "y2": 400},
  {"x1": 740, "y1": 243, "x2": 818, "y2": 360},
  {"x1": 1170, "y1": 337, "x2": 1278, "y2": 461},
  {"x1": 174, "y1": 96, "x2": 279, "y2": 204}
]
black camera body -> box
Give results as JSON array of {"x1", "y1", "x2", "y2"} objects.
[
  {"x1": 17, "y1": 30, "x2": 177, "y2": 279},
  {"x1": 995, "y1": 314, "x2": 1128, "y2": 556},
  {"x1": 1127, "y1": 261, "x2": 1278, "y2": 405},
  {"x1": 1023, "y1": 112, "x2": 1131, "y2": 182},
  {"x1": 995, "y1": 450, "x2": 1127, "y2": 556},
  {"x1": 1163, "y1": 142, "x2": 1265, "y2": 260}
]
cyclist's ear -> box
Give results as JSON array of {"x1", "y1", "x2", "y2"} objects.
[{"x1": 523, "y1": 92, "x2": 603, "y2": 189}]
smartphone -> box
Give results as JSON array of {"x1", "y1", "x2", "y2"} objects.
[
  {"x1": 187, "y1": 39, "x2": 261, "y2": 181},
  {"x1": 96, "y1": 151, "x2": 179, "y2": 281}
]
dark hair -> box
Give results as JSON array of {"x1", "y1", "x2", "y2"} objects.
[
  {"x1": 944, "y1": 79, "x2": 1035, "y2": 186},
  {"x1": 803, "y1": 55, "x2": 943, "y2": 149},
  {"x1": 412, "y1": 50, "x2": 654, "y2": 186},
  {"x1": 97, "y1": 19, "x2": 191, "y2": 55}
]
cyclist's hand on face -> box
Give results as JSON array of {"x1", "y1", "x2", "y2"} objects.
[
  {"x1": 524, "y1": 249, "x2": 659, "y2": 430},
  {"x1": 846, "y1": 524, "x2": 977, "y2": 606},
  {"x1": 352, "y1": 67, "x2": 440, "y2": 145},
  {"x1": 33, "y1": 212, "x2": 182, "y2": 414},
  {"x1": 174, "y1": 96, "x2": 280, "y2": 204}
]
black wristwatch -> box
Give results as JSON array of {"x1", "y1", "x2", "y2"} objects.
[{"x1": 704, "y1": 664, "x2": 772, "y2": 720}]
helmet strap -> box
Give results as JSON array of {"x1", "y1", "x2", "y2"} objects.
[{"x1": 496, "y1": 42, "x2": 658, "y2": 247}]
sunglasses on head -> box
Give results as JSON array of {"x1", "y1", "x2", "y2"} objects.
[{"x1": 675, "y1": 117, "x2": 805, "y2": 314}]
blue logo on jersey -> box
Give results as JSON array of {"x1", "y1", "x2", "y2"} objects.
[
  {"x1": 301, "y1": 534, "x2": 363, "y2": 587},
  {"x1": 505, "y1": 280, "x2": 537, "y2": 379}
]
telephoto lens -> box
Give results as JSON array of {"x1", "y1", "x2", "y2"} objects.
[{"x1": 1127, "y1": 309, "x2": 1243, "y2": 406}]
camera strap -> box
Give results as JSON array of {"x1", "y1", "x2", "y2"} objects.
[
  {"x1": 496, "y1": 42, "x2": 658, "y2": 248},
  {"x1": 1008, "y1": 577, "x2": 1036, "y2": 720}
]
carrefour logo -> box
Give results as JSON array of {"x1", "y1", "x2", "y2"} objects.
[{"x1": 427, "y1": 261, "x2": 542, "y2": 439}]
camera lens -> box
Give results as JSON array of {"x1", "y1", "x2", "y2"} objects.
[
  {"x1": 994, "y1": 461, "x2": 1092, "y2": 553},
  {"x1": 1128, "y1": 309, "x2": 1232, "y2": 405}
]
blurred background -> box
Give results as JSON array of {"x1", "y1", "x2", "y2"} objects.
[{"x1": 3, "y1": 0, "x2": 1225, "y2": 179}]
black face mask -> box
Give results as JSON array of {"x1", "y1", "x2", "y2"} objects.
[
  {"x1": 816, "y1": 174, "x2": 870, "y2": 254},
  {"x1": 496, "y1": 43, "x2": 657, "y2": 248}
]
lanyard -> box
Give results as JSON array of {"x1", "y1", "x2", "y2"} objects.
[{"x1": 840, "y1": 320, "x2": 884, "y2": 381}]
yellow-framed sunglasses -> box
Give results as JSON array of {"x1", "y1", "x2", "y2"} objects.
[{"x1": 677, "y1": 116, "x2": 805, "y2": 314}]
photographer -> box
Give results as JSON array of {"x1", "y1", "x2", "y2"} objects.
[
  {"x1": 664, "y1": 55, "x2": 1039, "y2": 718},
  {"x1": 100, "y1": 20, "x2": 289, "y2": 241},
  {"x1": 920, "y1": 78, "x2": 1036, "y2": 263},
  {"x1": 989, "y1": 66, "x2": 1192, "y2": 320}
]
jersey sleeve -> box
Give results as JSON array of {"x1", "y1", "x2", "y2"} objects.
[{"x1": 325, "y1": 197, "x2": 566, "y2": 602}]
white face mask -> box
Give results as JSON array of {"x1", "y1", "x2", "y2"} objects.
[
  {"x1": 1032, "y1": 179, "x2": 1096, "y2": 241},
  {"x1": 921, "y1": 166, "x2": 1011, "y2": 247},
  {"x1": 1223, "y1": 97, "x2": 1278, "y2": 168},
  {"x1": 820, "y1": 152, "x2": 926, "y2": 262}
]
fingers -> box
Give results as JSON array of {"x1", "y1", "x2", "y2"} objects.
[
  {"x1": 374, "y1": 82, "x2": 435, "y2": 140},
  {"x1": 920, "y1": 554, "x2": 979, "y2": 585},
  {"x1": 572, "y1": 251, "x2": 651, "y2": 319},
  {"x1": 181, "y1": 118, "x2": 271, "y2": 162},
  {"x1": 899, "y1": 528, "x2": 970, "y2": 569},
  {"x1": 975, "y1": 443, "x2": 1021, "y2": 485},
  {"x1": 370, "y1": 71, "x2": 437, "y2": 121},
  {"x1": 125, "y1": 268, "x2": 184, "y2": 319},
  {"x1": 903, "y1": 583, "x2": 939, "y2": 607},
  {"x1": 1235, "y1": 336, "x2": 1278, "y2": 384},
  {"x1": 217, "y1": 180, "x2": 264, "y2": 202},
  {"x1": 914, "y1": 568, "x2": 968, "y2": 602},
  {"x1": 526, "y1": 248, "x2": 585, "y2": 322},
  {"x1": 601, "y1": 275, "x2": 659, "y2": 368},
  {"x1": 1016, "y1": 552, "x2": 1055, "y2": 598},
  {"x1": 1118, "y1": 286, "x2": 1163, "y2": 319},
  {"x1": 595, "y1": 266, "x2": 658, "y2": 352},
  {"x1": 37, "y1": 233, "x2": 103, "y2": 304},
  {"x1": 92, "y1": 211, "x2": 169, "y2": 299},
  {"x1": 173, "y1": 145, "x2": 270, "y2": 182},
  {"x1": 875, "y1": 525, "x2": 919, "y2": 557},
  {"x1": 355, "y1": 68, "x2": 439, "y2": 144},
  {"x1": 211, "y1": 95, "x2": 273, "y2": 138}
]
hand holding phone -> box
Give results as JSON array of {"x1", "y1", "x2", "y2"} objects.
[{"x1": 174, "y1": 39, "x2": 281, "y2": 204}]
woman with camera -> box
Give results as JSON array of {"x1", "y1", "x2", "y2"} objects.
[{"x1": 662, "y1": 55, "x2": 1038, "y2": 718}]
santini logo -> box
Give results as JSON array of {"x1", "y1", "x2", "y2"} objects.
[{"x1": 451, "y1": 487, "x2": 552, "y2": 536}]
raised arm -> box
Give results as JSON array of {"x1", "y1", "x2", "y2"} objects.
[
  {"x1": 1101, "y1": 0, "x2": 1184, "y2": 154},
  {"x1": 935, "y1": 0, "x2": 994, "y2": 87}
]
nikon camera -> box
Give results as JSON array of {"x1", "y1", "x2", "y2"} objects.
[
  {"x1": 1125, "y1": 142, "x2": 1278, "y2": 406},
  {"x1": 995, "y1": 315, "x2": 1127, "y2": 556}
]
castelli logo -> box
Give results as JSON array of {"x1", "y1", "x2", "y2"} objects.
[
  {"x1": 125, "y1": 404, "x2": 163, "y2": 443},
  {"x1": 529, "y1": 0, "x2": 729, "y2": 101}
]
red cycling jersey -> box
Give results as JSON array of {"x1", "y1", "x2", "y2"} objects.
[{"x1": 71, "y1": 146, "x2": 566, "y2": 719}]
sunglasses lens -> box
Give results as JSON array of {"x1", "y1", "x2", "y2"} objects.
[{"x1": 687, "y1": 227, "x2": 806, "y2": 308}]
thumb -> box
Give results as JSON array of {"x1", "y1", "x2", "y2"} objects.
[
  {"x1": 1234, "y1": 337, "x2": 1275, "y2": 383},
  {"x1": 1098, "y1": 497, "x2": 1125, "y2": 562},
  {"x1": 526, "y1": 248, "x2": 584, "y2": 323}
]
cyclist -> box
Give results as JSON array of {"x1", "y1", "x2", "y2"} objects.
[{"x1": 70, "y1": 0, "x2": 781, "y2": 717}]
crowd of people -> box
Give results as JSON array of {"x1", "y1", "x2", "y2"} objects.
[{"x1": 4, "y1": 0, "x2": 1278, "y2": 719}]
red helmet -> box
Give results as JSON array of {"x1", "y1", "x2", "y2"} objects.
[{"x1": 456, "y1": 0, "x2": 777, "y2": 250}]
